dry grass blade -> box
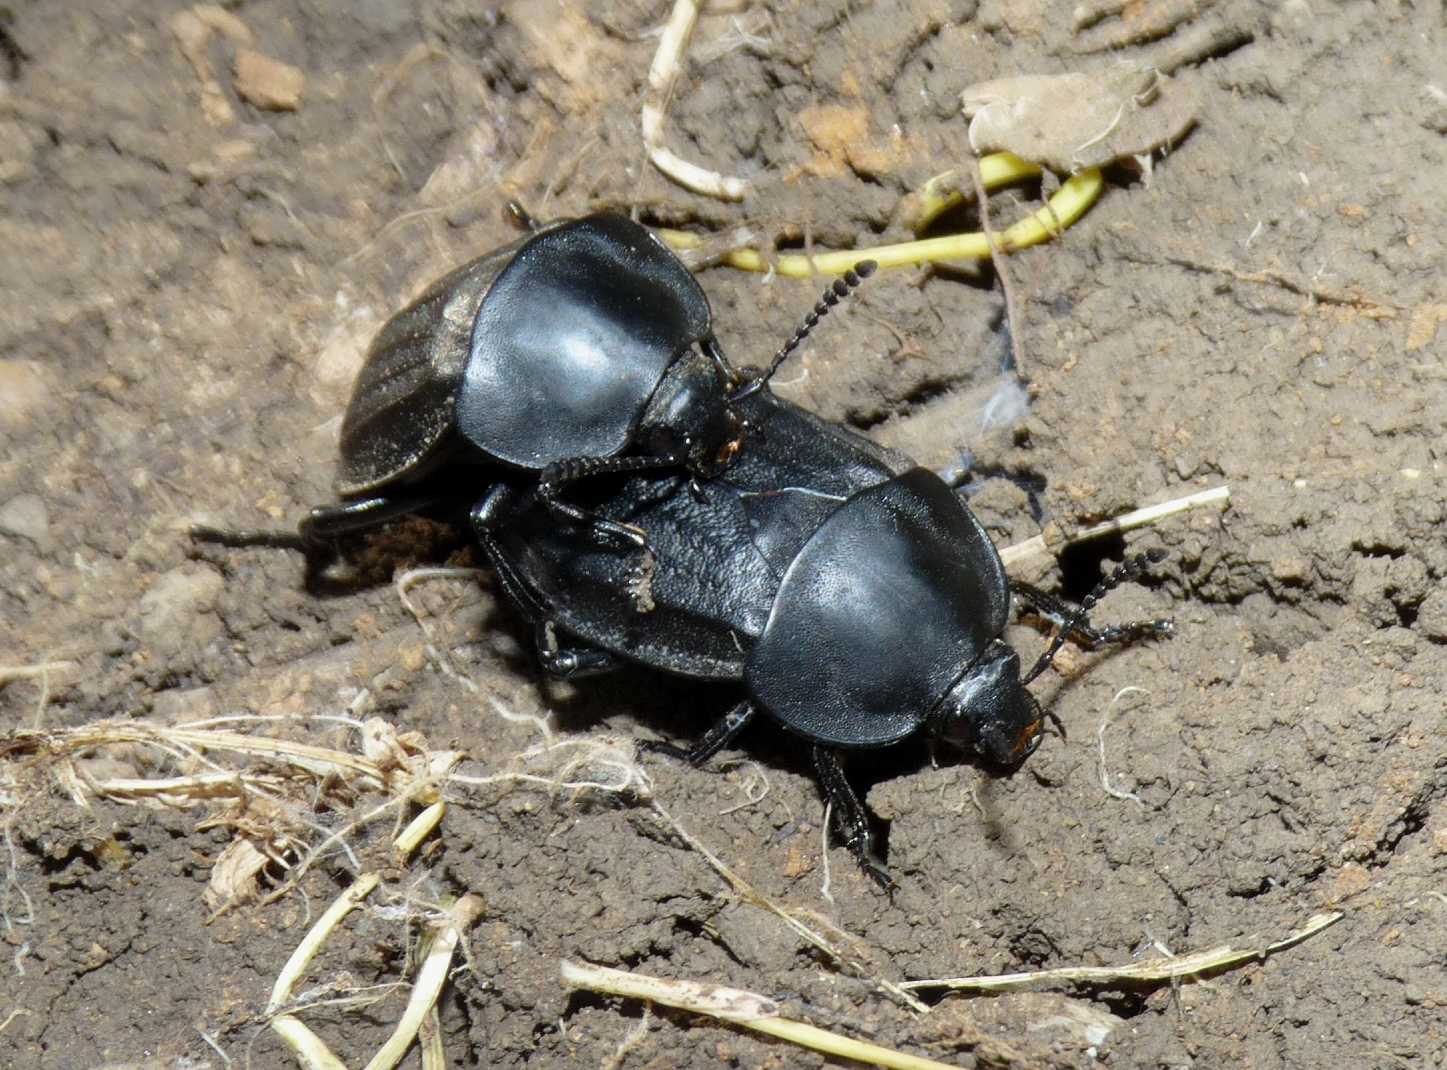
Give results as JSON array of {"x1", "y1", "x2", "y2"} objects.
[
  {"x1": 393, "y1": 800, "x2": 445, "y2": 864},
  {"x1": 998, "y1": 485, "x2": 1230, "y2": 570},
  {"x1": 268, "y1": 874, "x2": 382, "y2": 1014},
  {"x1": 645, "y1": 798, "x2": 928, "y2": 1015},
  {"x1": 361, "y1": 895, "x2": 483, "y2": 1070},
  {"x1": 562, "y1": 959, "x2": 956, "y2": 1070},
  {"x1": 642, "y1": 0, "x2": 750, "y2": 200},
  {"x1": 900, "y1": 911, "x2": 1343, "y2": 992},
  {"x1": 1, "y1": 714, "x2": 460, "y2": 917},
  {"x1": 0, "y1": 661, "x2": 76, "y2": 686},
  {"x1": 6, "y1": 719, "x2": 390, "y2": 789},
  {"x1": 270, "y1": 1015, "x2": 350, "y2": 1070}
]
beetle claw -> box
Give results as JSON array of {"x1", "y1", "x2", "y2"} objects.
[{"x1": 860, "y1": 855, "x2": 897, "y2": 893}]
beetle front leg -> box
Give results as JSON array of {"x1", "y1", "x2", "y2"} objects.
[
  {"x1": 536, "y1": 454, "x2": 689, "y2": 554},
  {"x1": 812, "y1": 746, "x2": 894, "y2": 890},
  {"x1": 641, "y1": 700, "x2": 755, "y2": 766}
]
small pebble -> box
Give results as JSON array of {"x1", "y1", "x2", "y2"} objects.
[
  {"x1": 0, "y1": 493, "x2": 50, "y2": 548},
  {"x1": 234, "y1": 49, "x2": 305, "y2": 111}
]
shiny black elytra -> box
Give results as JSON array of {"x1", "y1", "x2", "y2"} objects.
[
  {"x1": 480, "y1": 388, "x2": 1173, "y2": 886},
  {"x1": 302, "y1": 212, "x2": 738, "y2": 556}
]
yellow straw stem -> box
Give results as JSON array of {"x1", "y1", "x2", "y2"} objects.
[
  {"x1": 362, "y1": 895, "x2": 484, "y2": 1070},
  {"x1": 393, "y1": 800, "x2": 445, "y2": 863},
  {"x1": 561, "y1": 960, "x2": 959, "y2": 1070},
  {"x1": 270, "y1": 1016, "x2": 350, "y2": 1070},
  {"x1": 269, "y1": 873, "x2": 381, "y2": 1013},
  {"x1": 658, "y1": 158, "x2": 1101, "y2": 275}
]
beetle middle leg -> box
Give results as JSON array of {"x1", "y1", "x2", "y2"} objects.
[
  {"x1": 641, "y1": 700, "x2": 756, "y2": 766},
  {"x1": 470, "y1": 486, "x2": 626, "y2": 679},
  {"x1": 1011, "y1": 580, "x2": 1173, "y2": 647},
  {"x1": 813, "y1": 746, "x2": 894, "y2": 890}
]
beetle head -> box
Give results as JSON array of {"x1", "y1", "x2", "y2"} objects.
[
  {"x1": 928, "y1": 640, "x2": 1044, "y2": 767},
  {"x1": 641, "y1": 343, "x2": 747, "y2": 477}
]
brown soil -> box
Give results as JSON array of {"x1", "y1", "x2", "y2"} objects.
[{"x1": 2, "y1": 1, "x2": 1444, "y2": 1068}]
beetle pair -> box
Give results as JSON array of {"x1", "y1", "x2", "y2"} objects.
[{"x1": 200, "y1": 211, "x2": 1170, "y2": 884}]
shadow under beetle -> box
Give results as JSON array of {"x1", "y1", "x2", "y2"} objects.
[{"x1": 477, "y1": 387, "x2": 1173, "y2": 886}]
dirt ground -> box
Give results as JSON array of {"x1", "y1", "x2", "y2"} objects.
[{"x1": 2, "y1": 1, "x2": 1445, "y2": 1067}]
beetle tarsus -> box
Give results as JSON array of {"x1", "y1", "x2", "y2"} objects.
[
  {"x1": 813, "y1": 746, "x2": 894, "y2": 889},
  {"x1": 505, "y1": 200, "x2": 541, "y2": 232},
  {"x1": 189, "y1": 524, "x2": 309, "y2": 551},
  {"x1": 1020, "y1": 553, "x2": 1173, "y2": 685},
  {"x1": 534, "y1": 622, "x2": 621, "y2": 679},
  {"x1": 641, "y1": 701, "x2": 756, "y2": 767}
]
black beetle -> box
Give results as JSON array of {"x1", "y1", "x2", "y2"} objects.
[
  {"x1": 262, "y1": 210, "x2": 872, "y2": 567},
  {"x1": 476, "y1": 387, "x2": 1172, "y2": 884}
]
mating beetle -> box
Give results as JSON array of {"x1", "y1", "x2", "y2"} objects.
[
  {"x1": 295, "y1": 211, "x2": 745, "y2": 555},
  {"x1": 281, "y1": 210, "x2": 870, "y2": 566},
  {"x1": 478, "y1": 387, "x2": 1172, "y2": 884}
]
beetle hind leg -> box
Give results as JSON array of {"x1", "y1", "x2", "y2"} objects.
[
  {"x1": 194, "y1": 491, "x2": 459, "y2": 553},
  {"x1": 1011, "y1": 580, "x2": 1173, "y2": 647},
  {"x1": 470, "y1": 489, "x2": 625, "y2": 680},
  {"x1": 640, "y1": 700, "x2": 755, "y2": 766},
  {"x1": 813, "y1": 746, "x2": 894, "y2": 891}
]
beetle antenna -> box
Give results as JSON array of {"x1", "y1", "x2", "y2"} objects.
[
  {"x1": 1022, "y1": 550, "x2": 1166, "y2": 685},
  {"x1": 765, "y1": 260, "x2": 876, "y2": 382},
  {"x1": 735, "y1": 261, "x2": 877, "y2": 398}
]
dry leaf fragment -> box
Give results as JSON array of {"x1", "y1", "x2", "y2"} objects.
[
  {"x1": 962, "y1": 65, "x2": 1199, "y2": 172},
  {"x1": 204, "y1": 837, "x2": 270, "y2": 911}
]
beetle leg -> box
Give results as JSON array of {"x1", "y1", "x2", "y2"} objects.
[
  {"x1": 192, "y1": 490, "x2": 455, "y2": 554},
  {"x1": 537, "y1": 455, "x2": 699, "y2": 598},
  {"x1": 190, "y1": 524, "x2": 310, "y2": 551},
  {"x1": 533, "y1": 622, "x2": 623, "y2": 679},
  {"x1": 812, "y1": 747, "x2": 894, "y2": 890},
  {"x1": 470, "y1": 491, "x2": 625, "y2": 678},
  {"x1": 640, "y1": 700, "x2": 755, "y2": 766},
  {"x1": 299, "y1": 492, "x2": 452, "y2": 545},
  {"x1": 505, "y1": 200, "x2": 541, "y2": 232},
  {"x1": 471, "y1": 486, "x2": 556, "y2": 624},
  {"x1": 1011, "y1": 579, "x2": 1174, "y2": 647},
  {"x1": 536, "y1": 456, "x2": 677, "y2": 553}
]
